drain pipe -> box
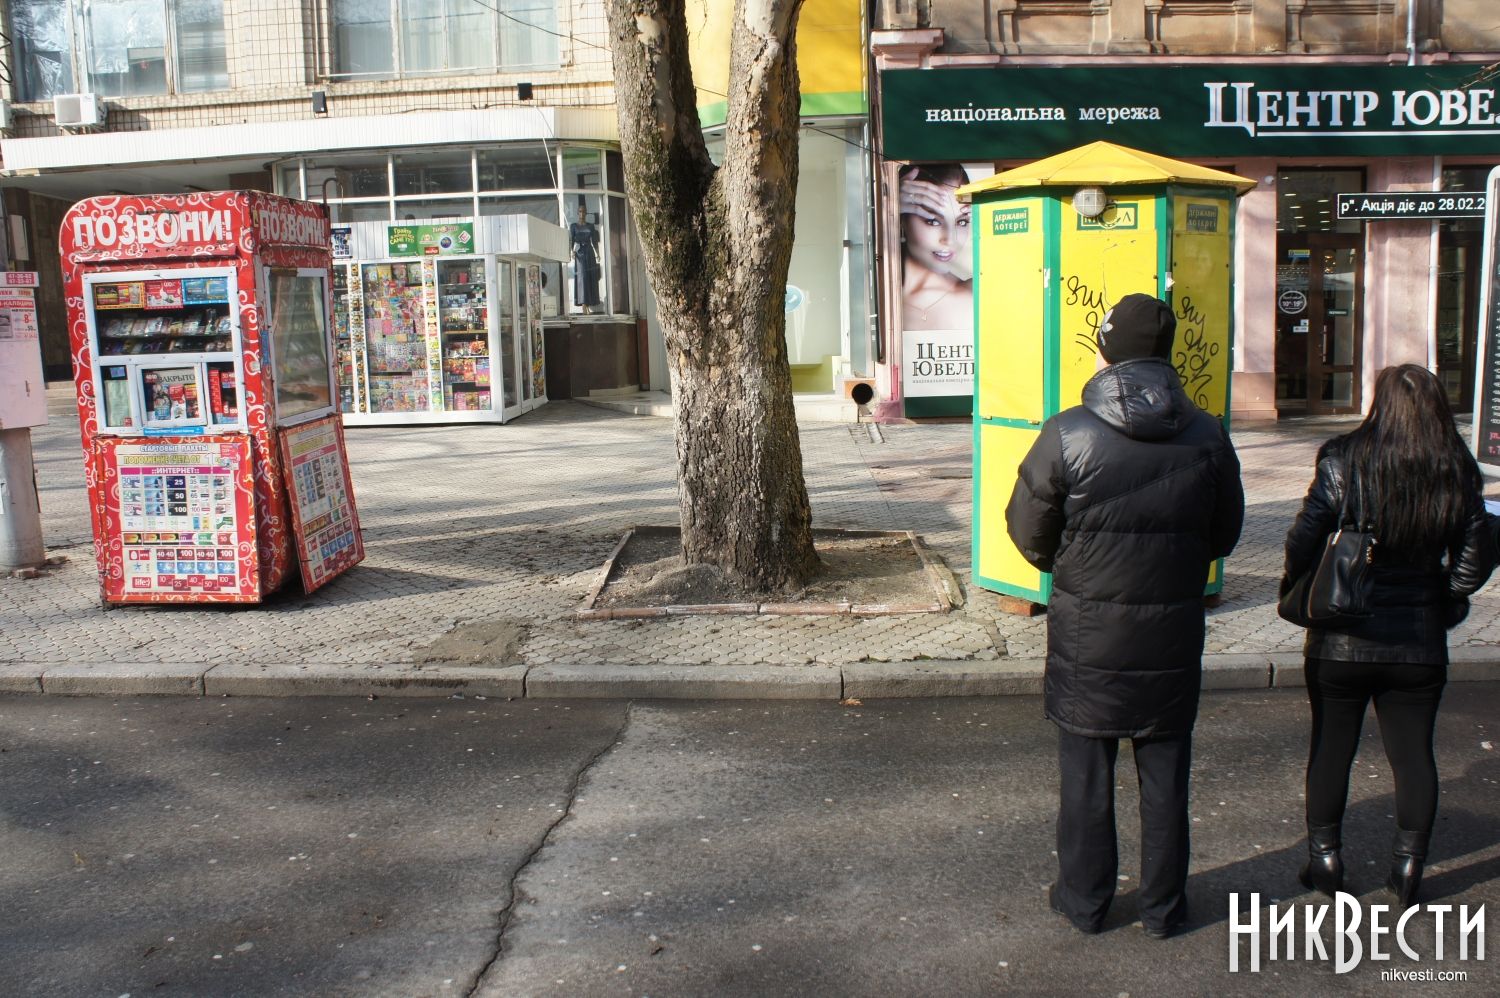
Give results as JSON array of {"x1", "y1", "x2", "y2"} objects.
[
  {"x1": 1406, "y1": 0, "x2": 1417, "y2": 66},
  {"x1": 1429, "y1": 156, "x2": 1441, "y2": 373}
]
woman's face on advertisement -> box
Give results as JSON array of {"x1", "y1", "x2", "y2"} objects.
[{"x1": 903, "y1": 188, "x2": 970, "y2": 278}]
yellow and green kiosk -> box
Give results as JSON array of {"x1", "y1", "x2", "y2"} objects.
[{"x1": 958, "y1": 141, "x2": 1255, "y2": 606}]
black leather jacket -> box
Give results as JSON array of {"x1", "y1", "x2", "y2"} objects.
[{"x1": 1280, "y1": 436, "x2": 1494, "y2": 665}]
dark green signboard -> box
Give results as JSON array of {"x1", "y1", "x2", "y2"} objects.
[
  {"x1": 992, "y1": 207, "x2": 1029, "y2": 234},
  {"x1": 881, "y1": 64, "x2": 1500, "y2": 161}
]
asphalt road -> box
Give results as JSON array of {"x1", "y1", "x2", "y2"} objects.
[{"x1": 3, "y1": 688, "x2": 1499, "y2": 997}]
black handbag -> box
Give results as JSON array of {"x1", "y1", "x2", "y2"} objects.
[{"x1": 1277, "y1": 477, "x2": 1377, "y2": 629}]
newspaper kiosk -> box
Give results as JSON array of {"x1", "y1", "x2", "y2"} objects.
[
  {"x1": 61, "y1": 191, "x2": 364, "y2": 605},
  {"x1": 959, "y1": 141, "x2": 1253, "y2": 606}
]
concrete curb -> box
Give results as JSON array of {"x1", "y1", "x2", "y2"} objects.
[
  {"x1": 525, "y1": 663, "x2": 842, "y2": 699},
  {"x1": 202, "y1": 663, "x2": 526, "y2": 698},
  {"x1": 1, "y1": 653, "x2": 1498, "y2": 699},
  {"x1": 1203, "y1": 653, "x2": 1298, "y2": 690},
  {"x1": 0, "y1": 664, "x2": 45, "y2": 694},
  {"x1": 844, "y1": 659, "x2": 1043, "y2": 698},
  {"x1": 42, "y1": 662, "x2": 205, "y2": 696}
]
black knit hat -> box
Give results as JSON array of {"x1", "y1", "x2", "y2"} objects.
[{"x1": 1097, "y1": 293, "x2": 1176, "y2": 363}]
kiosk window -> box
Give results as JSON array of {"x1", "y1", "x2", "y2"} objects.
[
  {"x1": 267, "y1": 272, "x2": 333, "y2": 419},
  {"x1": 101, "y1": 365, "x2": 134, "y2": 427},
  {"x1": 141, "y1": 366, "x2": 202, "y2": 425},
  {"x1": 206, "y1": 360, "x2": 239, "y2": 425}
]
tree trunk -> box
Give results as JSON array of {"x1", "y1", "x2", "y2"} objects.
[{"x1": 606, "y1": 0, "x2": 819, "y2": 592}]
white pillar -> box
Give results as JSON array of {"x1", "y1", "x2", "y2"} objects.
[{"x1": 0, "y1": 426, "x2": 46, "y2": 572}]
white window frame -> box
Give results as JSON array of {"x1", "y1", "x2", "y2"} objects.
[
  {"x1": 11, "y1": 0, "x2": 229, "y2": 103},
  {"x1": 325, "y1": 0, "x2": 562, "y2": 81},
  {"x1": 83, "y1": 266, "x2": 245, "y2": 436}
]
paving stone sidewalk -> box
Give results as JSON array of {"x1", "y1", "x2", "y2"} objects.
[{"x1": 4, "y1": 389, "x2": 1500, "y2": 695}]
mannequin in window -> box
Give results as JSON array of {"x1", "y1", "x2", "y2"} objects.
[{"x1": 570, "y1": 203, "x2": 602, "y2": 314}]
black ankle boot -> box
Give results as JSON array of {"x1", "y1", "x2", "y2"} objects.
[
  {"x1": 1298, "y1": 822, "x2": 1344, "y2": 896},
  {"x1": 1387, "y1": 829, "x2": 1430, "y2": 906}
]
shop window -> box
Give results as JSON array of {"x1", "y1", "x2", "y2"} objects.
[
  {"x1": 329, "y1": 0, "x2": 558, "y2": 79},
  {"x1": 478, "y1": 145, "x2": 556, "y2": 192},
  {"x1": 1437, "y1": 166, "x2": 1490, "y2": 412},
  {"x1": 1275, "y1": 170, "x2": 1362, "y2": 235},
  {"x1": 12, "y1": 0, "x2": 226, "y2": 101},
  {"x1": 336, "y1": 203, "x2": 394, "y2": 225},
  {"x1": 607, "y1": 196, "x2": 632, "y2": 315},
  {"x1": 274, "y1": 146, "x2": 639, "y2": 319},
  {"x1": 482, "y1": 196, "x2": 562, "y2": 315},
  {"x1": 563, "y1": 148, "x2": 603, "y2": 191},
  {"x1": 395, "y1": 199, "x2": 472, "y2": 220},
  {"x1": 276, "y1": 165, "x2": 304, "y2": 199},
  {"x1": 479, "y1": 195, "x2": 559, "y2": 223},
  {"x1": 565, "y1": 194, "x2": 603, "y2": 315},
  {"x1": 394, "y1": 150, "x2": 474, "y2": 196},
  {"x1": 305, "y1": 157, "x2": 392, "y2": 201}
]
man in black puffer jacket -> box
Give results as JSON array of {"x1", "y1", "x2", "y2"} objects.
[{"x1": 1006, "y1": 292, "x2": 1244, "y2": 939}]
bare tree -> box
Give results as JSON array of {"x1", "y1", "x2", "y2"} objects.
[{"x1": 605, "y1": 0, "x2": 819, "y2": 591}]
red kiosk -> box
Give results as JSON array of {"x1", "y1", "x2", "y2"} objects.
[{"x1": 61, "y1": 191, "x2": 364, "y2": 605}]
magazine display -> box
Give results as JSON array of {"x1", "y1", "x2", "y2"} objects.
[
  {"x1": 438, "y1": 259, "x2": 492, "y2": 412},
  {"x1": 361, "y1": 261, "x2": 430, "y2": 413},
  {"x1": 91, "y1": 278, "x2": 234, "y2": 357}
]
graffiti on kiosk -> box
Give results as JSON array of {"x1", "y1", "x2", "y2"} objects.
[
  {"x1": 1174, "y1": 296, "x2": 1219, "y2": 410},
  {"x1": 1063, "y1": 274, "x2": 1111, "y2": 354}
]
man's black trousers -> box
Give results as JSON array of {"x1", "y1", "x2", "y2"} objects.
[{"x1": 1053, "y1": 728, "x2": 1192, "y2": 933}]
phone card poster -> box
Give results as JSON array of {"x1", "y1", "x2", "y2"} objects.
[
  {"x1": 278, "y1": 414, "x2": 364, "y2": 593},
  {"x1": 98, "y1": 437, "x2": 258, "y2": 601}
]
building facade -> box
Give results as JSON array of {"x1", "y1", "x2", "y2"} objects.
[
  {"x1": 0, "y1": 0, "x2": 654, "y2": 398},
  {"x1": 688, "y1": 0, "x2": 874, "y2": 414},
  {"x1": 871, "y1": 0, "x2": 1500, "y2": 420}
]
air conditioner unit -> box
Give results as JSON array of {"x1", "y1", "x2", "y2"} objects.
[
  {"x1": 0, "y1": 100, "x2": 11, "y2": 131},
  {"x1": 53, "y1": 93, "x2": 103, "y2": 129}
]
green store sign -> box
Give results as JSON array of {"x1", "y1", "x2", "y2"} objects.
[
  {"x1": 387, "y1": 221, "x2": 475, "y2": 257},
  {"x1": 881, "y1": 64, "x2": 1500, "y2": 161}
]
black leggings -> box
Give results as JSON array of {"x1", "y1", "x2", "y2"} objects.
[{"x1": 1304, "y1": 657, "x2": 1446, "y2": 835}]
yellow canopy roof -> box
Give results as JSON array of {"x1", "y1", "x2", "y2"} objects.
[{"x1": 955, "y1": 141, "x2": 1256, "y2": 201}]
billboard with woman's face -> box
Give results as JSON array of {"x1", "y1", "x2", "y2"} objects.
[{"x1": 899, "y1": 163, "x2": 988, "y2": 417}]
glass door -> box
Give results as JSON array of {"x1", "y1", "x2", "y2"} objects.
[
  {"x1": 1311, "y1": 239, "x2": 1362, "y2": 415},
  {"x1": 436, "y1": 257, "x2": 492, "y2": 413},
  {"x1": 496, "y1": 260, "x2": 522, "y2": 420},
  {"x1": 1275, "y1": 234, "x2": 1362, "y2": 415},
  {"x1": 516, "y1": 262, "x2": 534, "y2": 407},
  {"x1": 1275, "y1": 245, "x2": 1311, "y2": 411},
  {"x1": 1437, "y1": 231, "x2": 1481, "y2": 413}
]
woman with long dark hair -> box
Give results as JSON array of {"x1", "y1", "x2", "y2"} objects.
[{"x1": 1281, "y1": 364, "x2": 1493, "y2": 905}]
